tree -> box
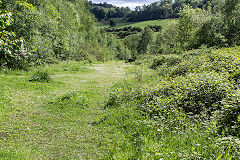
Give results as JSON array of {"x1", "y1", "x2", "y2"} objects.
[
  {"x1": 177, "y1": 5, "x2": 207, "y2": 49},
  {"x1": 137, "y1": 26, "x2": 153, "y2": 55},
  {"x1": 109, "y1": 18, "x2": 116, "y2": 27},
  {"x1": 92, "y1": 7, "x2": 106, "y2": 20},
  {"x1": 160, "y1": 22, "x2": 179, "y2": 53},
  {"x1": 195, "y1": 16, "x2": 226, "y2": 48},
  {"x1": 0, "y1": 10, "x2": 29, "y2": 69},
  {"x1": 124, "y1": 34, "x2": 140, "y2": 58},
  {"x1": 222, "y1": 0, "x2": 240, "y2": 45}
]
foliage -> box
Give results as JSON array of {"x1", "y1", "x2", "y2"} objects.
[
  {"x1": 89, "y1": 2, "x2": 130, "y2": 20},
  {"x1": 177, "y1": 5, "x2": 208, "y2": 49},
  {"x1": 104, "y1": 25, "x2": 162, "y2": 39},
  {"x1": 0, "y1": 12, "x2": 30, "y2": 69},
  {"x1": 90, "y1": 0, "x2": 222, "y2": 23},
  {"x1": 218, "y1": 91, "x2": 240, "y2": 137},
  {"x1": 150, "y1": 55, "x2": 181, "y2": 69},
  {"x1": 155, "y1": 21, "x2": 179, "y2": 54},
  {"x1": 144, "y1": 2, "x2": 240, "y2": 53},
  {"x1": 124, "y1": 34, "x2": 140, "y2": 58},
  {"x1": 0, "y1": 0, "x2": 130, "y2": 70},
  {"x1": 223, "y1": 0, "x2": 240, "y2": 45},
  {"x1": 195, "y1": 16, "x2": 226, "y2": 47}
]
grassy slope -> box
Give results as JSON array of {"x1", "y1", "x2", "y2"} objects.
[
  {"x1": 0, "y1": 61, "x2": 129, "y2": 159},
  {"x1": 99, "y1": 19, "x2": 177, "y2": 30}
]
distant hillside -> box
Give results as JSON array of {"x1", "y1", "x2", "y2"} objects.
[
  {"x1": 99, "y1": 19, "x2": 176, "y2": 39},
  {"x1": 89, "y1": 0, "x2": 221, "y2": 23}
]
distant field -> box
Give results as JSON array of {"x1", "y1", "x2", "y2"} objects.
[{"x1": 99, "y1": 19, "x2": 177, "y2": 30}]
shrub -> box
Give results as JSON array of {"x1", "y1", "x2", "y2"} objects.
[
  {"x1": 169, "y1": 60, "x2": 197, "y2": 77},
  {"x1": 150, "y1": 55, "x2": 181, "y2": 70},
  {"x1": 195, "y1": 16, "x2": 226, "y2": 48},
  {"x1": 174, "y1": 73, "x2": 232, "y2": 115},
  {"x1": 29, "y1": 70, "x2": 50, "y2": 82},
  {"x1": 109, "y1": 18, "x2": 116, "y2": 27},
  {"x1": 218, "y1": 91, "x2": 240, "y2": 137}
]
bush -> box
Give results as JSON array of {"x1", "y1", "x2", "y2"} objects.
[
  {"x1": 150, "y1": 55, "x2": 181, "y2": 70},
  {"x1": 173, "y1": 73, "x2": 232, "y2": 115},
  {"x1": 169, "y1": 60, "x2": 197, "y2": 77},
  {"x1": 29, "y1": 70, "x2": 50, "y2": 82},
  {"x1": 109, "y1": 18, "x2": 116, "y2": 27},
  {"x1": 218, "y1": 91, "x2": 240, "y2": 137}
]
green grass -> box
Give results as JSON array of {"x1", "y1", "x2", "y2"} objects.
[
  {"x1": 99, "y1": 19, "x2": 177, "y2": 30},
  {"x1": 0, "y1": 61, "x2": 130, "y2": 159}
]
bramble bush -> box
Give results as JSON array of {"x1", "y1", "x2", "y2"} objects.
[{"x1": 218, "y1": 91, "x2": 240, "y2": 137}]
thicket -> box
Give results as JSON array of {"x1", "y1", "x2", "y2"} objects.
[{"x1": 0, "y1": 0, "x2": 130, "y2": 70}]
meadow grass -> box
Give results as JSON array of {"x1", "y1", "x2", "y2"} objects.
[{"x1": 0, "y1": 61, "x2": 129, "y2": 159}]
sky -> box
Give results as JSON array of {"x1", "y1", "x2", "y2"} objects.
[{"x1": 90, "y1": 0, "x2": 159, "y2": 9}]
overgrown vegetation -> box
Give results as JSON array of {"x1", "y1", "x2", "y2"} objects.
[{"x1": 101, "y1": 47, "x2": 240, "y2": 159}]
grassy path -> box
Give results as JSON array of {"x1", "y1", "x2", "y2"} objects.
[{"x1": 0, "y1": 61, "x2": 128, "y2": 159}]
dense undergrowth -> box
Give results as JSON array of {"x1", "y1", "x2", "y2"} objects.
[{"x1": 101, "y1": 46, "x2": 240, "y2": 159}]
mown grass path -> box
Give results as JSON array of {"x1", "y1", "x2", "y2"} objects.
[{"x1": 0, "y1": 61, "x2": 129, "y2": 159}]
